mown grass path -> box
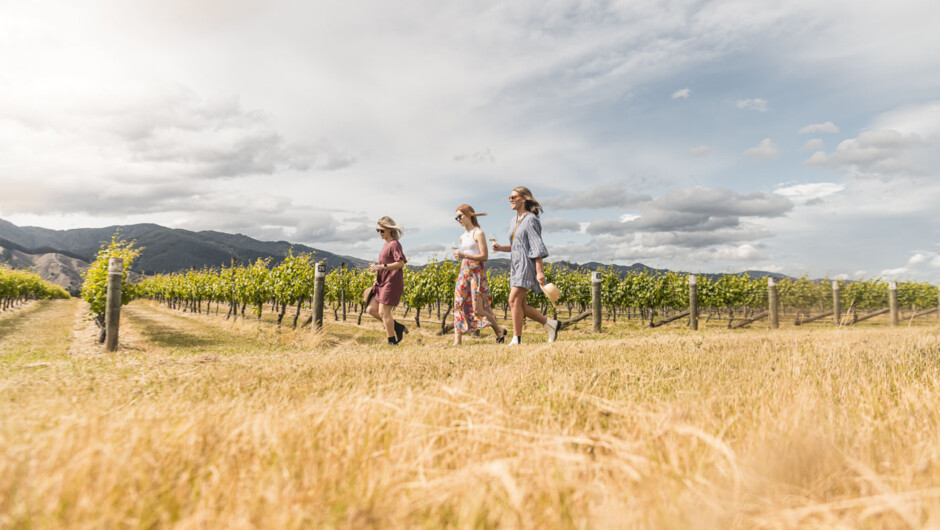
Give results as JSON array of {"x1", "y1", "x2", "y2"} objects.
[
  {"x1": 0, "y1": 299, "x2": 77, "y2": 362},
  {"x1": 122, "y1": 301, "x2": 390, "y2": 354}
]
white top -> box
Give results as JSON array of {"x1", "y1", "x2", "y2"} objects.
[{"x1": 459, "y1": 227, "x2": 480, "y2": 255}]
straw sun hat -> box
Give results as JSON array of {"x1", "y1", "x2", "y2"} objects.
[{"x1": 541, "y1": 282, "x2": 561, "y2": 307}]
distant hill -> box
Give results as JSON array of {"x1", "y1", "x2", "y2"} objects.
[
  {"x1": 0, "y1": 219, "x2": 369, "y2": 275},
  {"x1": 412, "y1": 258, "x2": 788, "y2": 281},
  {"x1": 467, "y1": 259, "x2": 664, "y2": 276},
  {"x1": 552, "y1": 261, "x2": 788, "y2": 281},
  {"x1": 0, "y1": 242, "x2": 89, "y2": 294}
]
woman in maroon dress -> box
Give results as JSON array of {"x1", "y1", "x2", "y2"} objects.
[{"x1": 366, "y1": 216, "x2": 409, "y2": 344}]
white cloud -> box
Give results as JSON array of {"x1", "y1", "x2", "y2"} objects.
[
  {"x1": 908, "y1": 253, "x2": 928, "y2": 266},
  {"x1": 736, "y1": 98, "x2": 768, "y2": 112},
  {"x1": 689, "y1": 146, "x2": 710, "y2": 157},
  {"x1": 774, "y1": 182, "x2": 844, "y2": 204},
  {"x1": 453, "y1": 149, "x2": 495, "y2": 163},
  {"x1": 541, "y1": 217, "x2": 581, "y2": 233},
  {"x1": 542, "y1": 182, "x2": 650, "y2": 210},
  {"x1": 581, "y1": 186, "x2": 791, "y2": 261},
  {"x1": 799, "y1": 122, "x2": 840, "y2": 134},
  {"x1": 410, "y1": 243, "x2": 447, "y2": 253},
  {"x1": 619, "y1": 214, "x2": 641, "y2": 223},
  {"x1": 550, "y1": 237, "x2": 769, "y2": 267},
  {"x1": 801, "y1": 138, "x2": 824, "y2": 151},
  {"x1": 881, "y1": 252, "x2": 940, "y2": 278},
  {"x1": 870, "y1": 102, "x2": 940, "y2": 138},
  {"x1": 879, "y1": 267, "x2": 909, "y2": 278},
  {"x1": 803, "y1": 102, "x2": 940, "y2": 180},
  {"x1": 760, "y1": 174, "x2": 940, "y2": 282},
  {"x1": 745, "y1": 138, "x2": 779, "y2": 160},
  {"x1": 672, "y1": 88, "x2": 691, "y2": 99},
  {"x1": 803, "y1": 129, "x2": 925, "y2": 175},
  {"x1": 714, "y1": 244, "x2": 761, "y2": 261}
]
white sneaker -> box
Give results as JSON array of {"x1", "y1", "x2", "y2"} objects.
[
  {"x1": 508, "y1": 336, "x2": 520, "y2": 346},
  {"x1": 544, "y1": 319, "x2": 559, "y2": 343}
]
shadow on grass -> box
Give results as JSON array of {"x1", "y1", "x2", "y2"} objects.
[
  {"x1": 125, "y1": 312, "x2": 214, "y2": 350},
  {"x1": 0, "y1": 302, "x2": 46, "y2": 343},
  {"x1": 0, "y1": 314, "x2": 29, "y2": 343}
]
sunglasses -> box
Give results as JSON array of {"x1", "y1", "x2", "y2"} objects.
[
  {"x1": 454, "y1": 214, "x2": 464, "y2": 222},
  {"x1": 376, "y1": 228, "x2": 386, "y2": 234},
  {"x1": 509, "y1": 195, "x2": 521, "y2": 200}
]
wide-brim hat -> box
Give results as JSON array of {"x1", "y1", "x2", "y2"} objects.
[
  {"x1": 377, "y1": 219, "x2": 404, "y2": 232},
  {"x1": 542, "y1": 282, "x2": 560, "y2": 306}
]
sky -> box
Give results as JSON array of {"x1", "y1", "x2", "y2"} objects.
[{"x1": 2, "y1": 0, "x2": 940, "y2": 280}]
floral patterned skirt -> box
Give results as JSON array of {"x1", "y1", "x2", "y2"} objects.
[{"x1": 453, "y1": 259, "x2": 492, "y2": 333}]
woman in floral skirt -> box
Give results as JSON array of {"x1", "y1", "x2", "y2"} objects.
[{"x1": 451, "y1": 204, "x2": 507, "y2": 346}]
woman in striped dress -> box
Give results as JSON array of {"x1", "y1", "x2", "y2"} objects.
[{"x1": 490, "y1": 187, "x2": 560, "y2": 345}]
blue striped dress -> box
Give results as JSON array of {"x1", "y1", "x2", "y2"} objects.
[{"x1": 508, "y1": 213, "x2": 549, "y2": 293}]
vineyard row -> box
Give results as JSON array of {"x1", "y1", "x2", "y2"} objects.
[
  {"x1": 129, "y1": 252, "x2": 940, "y2": 330},
  {"x1": 0, "y1": 266, "x2": 71, "y2": 311}
]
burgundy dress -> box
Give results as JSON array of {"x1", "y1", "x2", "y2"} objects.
[{"x1": 372, "y1": 240, "x2": 407, "y2": 306}]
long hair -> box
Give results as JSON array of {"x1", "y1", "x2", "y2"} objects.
[
  {"x1": 513, "y1": 186, "x2": 543, "y2": 217},
  {"x1": 376, "y1": 216, "x2": 403, "y2": 240},
  {"x1": 456, "y1": 204, "x2": 487, "y2": 228}
]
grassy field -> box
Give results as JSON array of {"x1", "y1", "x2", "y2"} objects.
[{"x1": 2, "y1": 299, "x2": 939, "y2": 528}]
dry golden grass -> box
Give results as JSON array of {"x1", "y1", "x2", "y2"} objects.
[{"x1": 1, "y1": 299, "x2": 939, "y2": 528}]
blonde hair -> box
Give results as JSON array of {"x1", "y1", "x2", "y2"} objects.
[
  {"x1": 376, "y1": 216, "x2": 403, "y2": 240},
  {"x1": 456, "y1": 204, "x2": 487, "y2": 228},
  {"x1": 513, "y1": 186, "x2": 543, "y2": 217}
]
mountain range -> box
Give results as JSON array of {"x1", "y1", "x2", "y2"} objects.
[
  {"x1": 0, "y1": 218, "x2": 787, "y2": 294},
  {"x1": 0, "y1": 219, "x2": 370, "y2": 293}
]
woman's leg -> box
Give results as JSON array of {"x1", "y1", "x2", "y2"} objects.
[
  {"x1": 475, "y1": 300, "x2": 504, "y2": 338},
  {"x1": 378, "y1": 303, "x2": 396, "y2": 338},
  {"x1": 453, "y1": 265, "x2": 471, "y2": 345},
  {"x1": 367, "y1": 297, "x2": 381, "y2": 321},
  {"x1": 520, "y1": 295, "x2": 558, "y2": 343},
  {"x1": 522, "y1": 302, "x2": 547, "y2": 325},
  {"x1": 509, "y1": 287, "x2": 527, "y2": 337}
]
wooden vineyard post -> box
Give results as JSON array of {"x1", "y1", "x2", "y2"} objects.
[
  {"x1": 889, "y1": 281, "x2": 899, "y2": 326},
  {"x1": 312, "y1": 262, "x2": 326, "y2": 332},
  {"x1": 105, "y1": 257, "x2": 123, "y2": 352},
  {"x1": 689, "y1": 274, "x2": 698, "y2": 330},
  {"x1": 591, "y1": 271, "x2": 602, "y2": 332},
  {"x1": 768, "y1": 277, "x2": 779, "y2": 329},
  {"x1": 230, "y1": 256, "x2": 237, "y2": 320},
  {"x1": 832, "y1": 280, "x2": 841, "y2": 327},
  {"x1": 340, "y1": 262, "x2": 347, "y2": 321}
]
